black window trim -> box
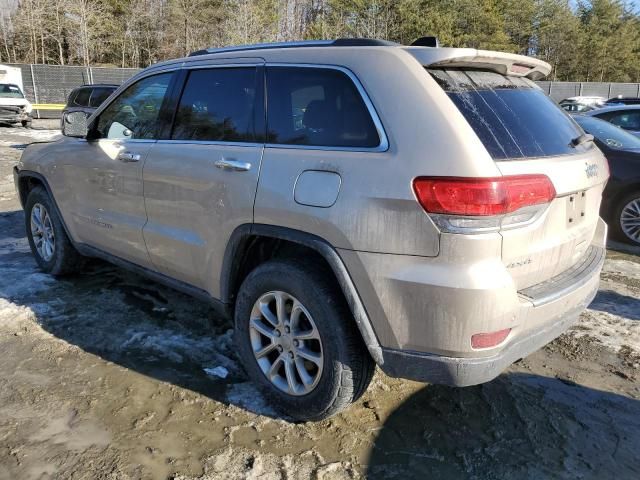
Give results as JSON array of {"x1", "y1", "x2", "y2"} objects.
[
  {"x1": 264, "y1": 63, "x2": 389, "y2": 152},
  {"x1": 158, "y1": 63, "x2": 266, "y2": 146}
]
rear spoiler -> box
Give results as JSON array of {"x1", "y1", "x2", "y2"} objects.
[{"x1": 405, "y1": 47, "x2": 552, "y2": 81}]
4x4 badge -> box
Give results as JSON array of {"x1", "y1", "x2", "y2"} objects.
[{"x1": 585, "y1": 162, "x2": 598, "y2": 179}]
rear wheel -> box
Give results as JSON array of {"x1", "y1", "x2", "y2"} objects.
[
  {"x1": 234, "y1": 260, "x2": 374, "y2": 421},
  {"x1": 612, "y1": 192, "x2": 640, "y2": 246},
  {"x1": 25, "y1": 186, "x2": 84, "y2": 274}
]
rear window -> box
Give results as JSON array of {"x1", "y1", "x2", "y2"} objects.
[
  {"x1": 596, "y1": 110, "x2": 640, "y2": 131},
  {"x1": 428, "y1": 69, "x2": 583, "y2": 160}
]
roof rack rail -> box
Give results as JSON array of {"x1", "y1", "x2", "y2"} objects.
[{"x1": 188, "y1": 38, "x2": 399, "y2": 57}]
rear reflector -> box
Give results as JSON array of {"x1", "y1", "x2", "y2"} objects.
[
  {"x1": 471, "y1": 328, "x2": 511, "y2": 349},
  {"x1": 413, "y1": 175, "x2": 556, "y2": 216}
]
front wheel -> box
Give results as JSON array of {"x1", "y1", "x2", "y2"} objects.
[
  {"x1": 25, "y1": 186, "x2": 84, "y2": 275},
  {"x1": 612, "y1": 192, "x2": 640, "y2": 246},
  {"x1": 234, "y1": 260, "x2": 374, "y2": 421}
]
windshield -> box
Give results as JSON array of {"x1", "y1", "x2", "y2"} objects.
[
  {"x1": 574, "y1": 114, "x2": 640, "y2": 150},
  {"x1": 427, "y1": 69, "x2": 583, "y2": 161},
  {"x1": 0, "y1": 84, "x2": 25, "y2": 98}
]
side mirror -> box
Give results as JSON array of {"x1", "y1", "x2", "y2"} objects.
[{"x1": 62, "y1": 111, "x2": 89, "y2": 138}]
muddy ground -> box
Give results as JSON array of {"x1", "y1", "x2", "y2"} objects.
[{"x1": 0, "y1": 121, "x2": 639, "y2": 480}]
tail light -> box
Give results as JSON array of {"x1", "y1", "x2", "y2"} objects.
[
  {"x1": 471, "y1": 328, "x2": 511, "y2": 349},
  {"x1": 413, "y1": 175, "x2": 556, "y2": 233}
]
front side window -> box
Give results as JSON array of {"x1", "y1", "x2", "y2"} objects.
[
  {"x1": 171, "y1": 67, "x2": 259, "y2": 142},
  {"x1": 266, "y1": 67, "x2": 380, "y2": 148},
  {"x1": 73, "y1": 88, "x2": 91, "y2": 107},
  {"x1": 89, "y1": 87, "x2": 116, "y2": 108},
  {"x1": 96, "y1": 73, "x2": 172, "y2": 140}
]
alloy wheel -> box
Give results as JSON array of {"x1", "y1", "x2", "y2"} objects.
[
  {"x1": 620, "y1": 197, "x2": 640, "y2": 244},
  {"x1": 249, "y1": 291, "x2": 323, "y2": 396},
  {"x1": 30, "y1": 203, "x2": 55, "y2": 261}
]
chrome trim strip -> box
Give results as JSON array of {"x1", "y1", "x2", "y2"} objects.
[
  {"x1": 156, "y1": 139, "x2": 263, "y2": 148},
  {"x1": 518, "y1": 245, "x2": 605, "y2": 307},
  {"x1": 99, "y1": 62, "x2": 389, "y2": 152},
  {"x1": 265, "y1": 62, "x2": 389, "y2": 153}
]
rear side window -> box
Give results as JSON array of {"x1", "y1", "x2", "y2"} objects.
[
  {"x1": 266, "y1": 66, "x2": 380, "y2": 148},
  {"x1": 171, "y1": 67, "x2": 259, "y2": 142},
  {"x1": 89, "y1": 87, "x2": 115, "y2": 108},
  {"x1": 428, "y1": 69, "x2": 583, "y2": 160},
  {"x1": 73, "y1": 88, "x2": 91, "y2": 107}
]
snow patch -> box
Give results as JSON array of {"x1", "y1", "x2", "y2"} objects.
[
  {"x1": 225, "y1": 383, "x2": 279, "y2": 418},
  {"x1": 574, "y1": 309, "x2": 640, "y2": 353},
  {"x1": 603, "y1": 258, "x2": 640, "y2": 276},
  {"x1": 204, "y1": 366, "x2": 229, "y2": 379},
  {"x1": 173, "y1": 445, "x2": 356, "y2": 480}
]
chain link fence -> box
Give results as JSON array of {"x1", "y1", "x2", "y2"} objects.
[
  {"x1": 537, "y1": 81, "x2": 640, "y2": 102},
  {"x1": 8, "y1": 63, "x2": 141, "y2": 119},
  {"x1": 6, "y1": 63, "x2": 640, "y2": 119}
]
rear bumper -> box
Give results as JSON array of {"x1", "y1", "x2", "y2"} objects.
[
  {"x1": 378, "y1": 232, "x2": 606, "y2": 386},
  {"x1": 379, "y1": 284, "x2": 597, "y2": 386}
]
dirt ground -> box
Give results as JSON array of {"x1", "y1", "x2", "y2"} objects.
[{"x1": 0, "y1": 120, "x2": 639, "y2": 480}]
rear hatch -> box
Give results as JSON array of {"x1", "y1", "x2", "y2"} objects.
[{"x1": 413, "y1": 50, "x2": 608, "y2": 290}]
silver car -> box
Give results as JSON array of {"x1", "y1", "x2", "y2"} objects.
[{"x1": 14, "y1": 39, "x2": 608, "y2": 421}]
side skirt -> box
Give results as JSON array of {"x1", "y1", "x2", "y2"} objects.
[{"x1": 74, "y1": 242, "x2": 231, "y2": 319}]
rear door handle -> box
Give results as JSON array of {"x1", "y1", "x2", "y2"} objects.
[
  {"x1": 214, "y1": 158, "x2": 252, "y2": 172},
  {"x1": 117, "y1": 152, "x2": 140, "y2": 163}
]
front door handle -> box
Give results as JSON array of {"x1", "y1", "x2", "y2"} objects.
[
  {"x1": 214, "y1": 158, "x2": 251, "y2": 172},
  {"x1": 117, "y1": 152, "x2": 140, "y2": 163}
]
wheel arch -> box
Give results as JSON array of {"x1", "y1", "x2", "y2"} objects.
[
  {"x1": 17, "y1": 170, "x2": 75, "y2": 242},
  {"x1": 222, "y1": 224, "x2": 383, "y2": 364}
]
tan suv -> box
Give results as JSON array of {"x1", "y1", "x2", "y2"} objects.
[{"x1": 14, "y1": 39, "x2": 608, "y2": 421}]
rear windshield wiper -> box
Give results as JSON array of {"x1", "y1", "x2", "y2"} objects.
[{"x1": 570, "y1": 133, "x2": 594, "y2": 148}]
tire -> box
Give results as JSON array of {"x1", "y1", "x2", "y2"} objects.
[
  {"x1": 21, "y1": 120, "x2": 32, "y2": 129},
  {"x1": 610, "y1": 191, "x2": 640, "y2": 246},
  {"x1": 25, "y1": 186, "x2": 84, "y2": 275},
  {"x1": 234, "y1": 259, "x2": 374, "y2": 421}
]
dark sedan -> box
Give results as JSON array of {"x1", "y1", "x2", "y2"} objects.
[
  {"x1": 573, "y1": 115, "x2": 640, "y2": 246},
  {"x1": 583, "y1": 104, "x2": 640, "y2": 137}
]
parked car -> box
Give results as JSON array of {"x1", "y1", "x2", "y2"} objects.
[
  {"x1": 61, "y1": 84, "x2": 118, "y2": 130},
  {"x1": 573, "y1": 114, "x2": 640, "y2": 246},
  {"x1": 559, "y1": 95, "x2": 605, "y2": 112},
  {"x1": 584, "y1": 104, "x2": 640, "y2": 137},
  {"x1": 605, "y1": 96, "x2": 640, "y2": 106},
  {"x1": 0, "y1": 83, "x2": 32, "y2": 128},
  {"x1": 14, "y1": 39, "x2": 608, "y2": 421}
]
